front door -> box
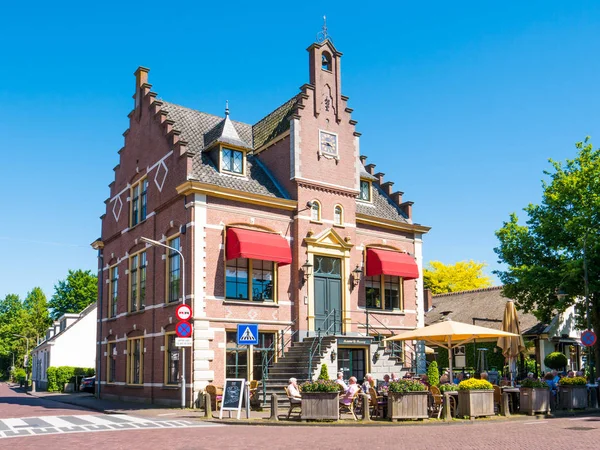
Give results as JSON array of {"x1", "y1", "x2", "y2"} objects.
[
  {"x1": 338, "y1": 348, "x2": 366, "y2": 382},
  {"x1": 313, "y1": 256, "x2": 342, "y2": 334}
]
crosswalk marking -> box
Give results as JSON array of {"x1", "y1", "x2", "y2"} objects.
[{"x1": 0, "y1": 413, "x2": 218, "y2": 439}]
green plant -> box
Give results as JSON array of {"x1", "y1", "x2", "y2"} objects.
[
  {"x1": 318, "y1": 363, "x2": 329, "y2": 380},
  {"x1": 388, "y1": 379, "x2": 427, "y2": 394},
  {"x1": 301, "y1": 379, "x2": 339, "y2": 393},
  {"x1": 13, "y1": 368, "x2": 26, "y2": 383},
  {"x1": 544, "y1": 352, "x2": 568, "y2": 370},
  {"x1": 520, "y1": 378, "x2": 549, "y2": 389},
  {"x1": 439, "y1": 383, "x2": 459, "y2": 393},
  {"x1": 427, "y1": 361, "x2": 440, "y2": 387},
  {"x1": 558, "y1": 376, "x2": 587, "y2": 386},
  {"x1": 46, "y1": 366, "x2": 59, "y2": 391},
  {"x1": 458, "y1": 378, "x2": 493, "y2": 391}
]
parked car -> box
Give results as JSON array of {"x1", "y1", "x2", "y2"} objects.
[{"x1": 79, "y1": 376, "x2": 95, "y2": 393}]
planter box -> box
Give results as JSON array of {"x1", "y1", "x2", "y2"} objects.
[
  {"x1": 457, "y1": 390, "x2": 495, "y2": 418},
  {"x1": 387, "y1": 391, "x2": 428, "y2": 421},
  {"x1": 559, "y1": 385, "x2": 588, "y2": 410},
  {"x1": 301, "y1": 392, "x2": 339, "y2": 420},
  {"x1": 519, "y1": 388, "x2": 550, "y2": 415}
]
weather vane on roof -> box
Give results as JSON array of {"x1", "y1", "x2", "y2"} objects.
[
  {"x1": 316, "y1": 15, "x2": 330, "y2": 43},
  {"x1": 225, "y1": 100, "x2": 229, "y2": 116}
]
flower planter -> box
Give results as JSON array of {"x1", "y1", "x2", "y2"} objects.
[
  {"x1": 457, "y1": 390, "x2": 494, "y2": 418},
  {"x1": 519, "y1": 388, "x2": 550, "y2": 415},
  {"x1": 387, "y1": 391, "x2": 429, "y2": 421},
  {"x1": 301, "y1": 392, "x2": 339, "y2": 420},
  {"x1": 559, "y1": 385, "x2": 588, "y2": 410}
]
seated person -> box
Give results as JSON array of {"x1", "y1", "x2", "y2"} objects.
[
  {"x1": 453, "y1": 372, "x2": 464, "y2": 385},
  {"x1": 390, "y1": 372, "x2": 399, "y2": 382},
  {"x1": 335, "y1": 372, "x2": 348, "y2": 391},
  {"x1": 543, "y1": 372, "x2": 557, "y2": 390},
  {"x1": 340, "y1": 377, "x2": 360, "y2": 406},
  {"x1": 439, "y1": 374, "x2": 450, "y2": 385},
  {"x1": 361, "y1": 373, "x2": 374, "y2": 394},
  {"x1": 380, "y1": 374, "x2": 391, "y2": 388},
  {"x1": 480, "y1": 372, "x2": 489, "y2": 381},
  {"x1": 420, "y1": 374, "x2": 430, "y2": 387},
  {"x1": 287, "y1": 377, "x2": 301, "y2": 400}
]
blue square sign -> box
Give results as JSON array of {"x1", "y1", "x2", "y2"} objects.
[{"x1": 237, "y1": 324, "x2": 259, "y2": 345}]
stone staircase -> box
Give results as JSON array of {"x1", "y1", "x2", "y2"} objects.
[{"x1": 261, "y1": 336, "x2": 336, "y2": 407}]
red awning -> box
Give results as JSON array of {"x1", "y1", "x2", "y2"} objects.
[
  {"x1": 366, "y1": 248, "x2": 419, "y2": 279},
  {"x1": 226, "y1": 228, "x2": 292, "y2": 266}
]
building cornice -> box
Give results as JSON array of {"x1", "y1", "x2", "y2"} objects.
[
  {"x1": 176, "y1": 181, "x2": 298, "y2": 211},
  {"x1": 356, "y1": 213, "x2": 431, "y2": 234}
]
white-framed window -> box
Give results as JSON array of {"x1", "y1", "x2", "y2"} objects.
[
  {"x1": 222, "y1": 148, "x2": 244, "y2": 174},
  {"x1": 310, "y1": 200, "x2": 321, "y2": 222},
  {"x1": 359, "y1": 180, "x2": 371, "y2": 202},
  {"x1": 334, "y1": 205, "x2": 343, "y2": 226}
]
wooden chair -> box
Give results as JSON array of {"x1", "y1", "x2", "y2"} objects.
[
  {"x1": 339, "y1": 388, "x2": 361, "y2": 420},
  {"x1": 249, "y1": 380, "x2": 260, "y2": 408},
  {"x1": 368, "y1": 386, "x2": 386, "y2": 419},
  {"x1": 429, "y1": 385, "x2": 443, "y2": 419},
  {"x1": 284, "y1": 386, "x2": 302, "y2": 419},
  {"x1": 205, "y1": 384, "x2": 223, "y2": 411}
]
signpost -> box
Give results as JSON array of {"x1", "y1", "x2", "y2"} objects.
[
  {"x1": 582, "y1": 330, "x2": 597, "y2": 347},
  {"x1": 175, "y1": 337, "x2": 192, "y2": 347},
  {"x1": 176, "y1": 304, "x2": 192, "y2": 321},
  {"x1": 237, "y1": 324, "x2": 259, "y2": 345},
  {"x1": 176, "y1": 321, "x2": 193, "y2": 338}
]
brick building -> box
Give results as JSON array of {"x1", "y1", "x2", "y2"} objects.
[{"x1": 93, "y1": 36, "x2": 430, "y2": 406}]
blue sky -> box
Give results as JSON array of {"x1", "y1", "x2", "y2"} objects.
[{"x1": 1, "y1": 1, "x2": 600, "y2": 300}]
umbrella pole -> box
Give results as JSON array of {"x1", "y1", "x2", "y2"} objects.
[{"x1": 448, "y1": 336, "x2": 453, "y2": 383}]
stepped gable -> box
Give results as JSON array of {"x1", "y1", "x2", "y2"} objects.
[
  {"x1": 159, "y1": 101, "x2": 288, "y2": 199},
  {"x1": 425, "y1": 286, "x2": 542, "y2": 334},
  {"x1": 252, "y1": 96, "x2": 300, "y2": 149}
]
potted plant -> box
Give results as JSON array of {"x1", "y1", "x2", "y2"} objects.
[
  {"x1": 457, "y1": 378, "x2": 495, "y2": 418},
  {"x1": 439, "y1": 383, "x2": 459, "y2": 393},
  {"x1": 300, "y1": 379, "x2": 340, "y2": 420},
  {"x1": 387, "y1": 379, "x2": 429, "y2": 421},
  {"x1": 519, "y1": 378, "x2": 550, "y2": 415},
  {"x1": 427, "y1": 361, "x2": 440, "y2": 387},
  {"x1": 544, "y1": 352, "x2": 568, "y2": 371},
  {"x1": 558, "y1": 376, "x2": 588, "y2": 410}
]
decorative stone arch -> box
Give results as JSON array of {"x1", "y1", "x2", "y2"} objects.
[{"x1": 303, "y1": 228, "x2": 354, "y2": 333}]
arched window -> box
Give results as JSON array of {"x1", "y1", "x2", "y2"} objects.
[
  {"x1": 334, "y1": 205, "x2": 343, "y2": 226},
  {"x1": 322, "y1": 52, "x2": 332, "y2": 71},
  {"x1": 311, "y1": 201, "x2": 321, "y2": 221}
]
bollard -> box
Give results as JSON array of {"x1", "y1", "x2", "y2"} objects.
[
  {"x1": 443, "y1": 392, "x2": 451, "y2": 421},
  {"x1": 204, "y1": 392, "x2": 213, "y2": 418},
  {"x1": 500, "y1": 392, "x2": 511, "y2": 417},
  {"x1": 360, "y1": 393, "x2": 371, "y2": 421},
  {"x1": 269, "y1": 393, "x2": 279, "y2": 421},
  {"x1": 30, "y1": 380, "x2": 36, "y2": 393}
]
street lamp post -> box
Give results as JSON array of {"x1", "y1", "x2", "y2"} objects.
[
  {"x1": 140, "y1": 237, "x2": 187, "y2": 409},
  {"x1": 13, "y1": 334, "x2": 30, "y2": 389},
  {"x1": 582, "y1": 233, "x2": 595, "y2": 382}
]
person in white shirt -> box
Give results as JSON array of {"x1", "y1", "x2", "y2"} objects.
[
  {"x1": 288, "y1": 377, "x2": 301, "y2": 400},
  {"x1": 335, "y1": 372, "x2": 348, "y2": 391}
]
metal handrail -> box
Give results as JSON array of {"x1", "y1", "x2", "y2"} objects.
[
  {"x1": 261, "y1": 319, "x2": 297, "y2": 404},
  {"x1": 307, "y1": 309, "x2": 339, "y2": 380}
]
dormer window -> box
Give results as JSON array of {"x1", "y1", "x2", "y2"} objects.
[
  {"x1": 222, "y1": 148, "x2": 244, "y2": 174},
  {"x1": 359, "y1": 180, "x2": 371, "y2": 202},
  {"x1": 322, "y1": 52, "x2": 332, "y2": 71}
]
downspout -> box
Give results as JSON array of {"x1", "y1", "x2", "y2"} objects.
[{"x1": 94, "y1": 243, "x2": 104, "y2": 399}]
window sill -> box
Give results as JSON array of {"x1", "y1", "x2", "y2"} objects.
[
  {"x1": 126, "y1": 308, "x2": 146, "y2": 316},
  {"x1": 125, "y1": 384, "x2": 145, "y2": 388},
  {"x1": 105, "y1": 317, "x2": 118, "y2": 322},
  {"x1": 333, "y1": 224, "x2": 345, "y2": 228},
  {"x1": 356, "y1": 199, "x2": 373, "y2": 205},
  {"x1": 360, "y1": 308, "x2": 405, "y2": 315},
  {"x1": 162, "y1": 384, "x2": 180, "y2": 390},
  {"x1": 309, "y1": 220, "x2": 323, "y2": 225},
  {"x1": 221, "y1": 170, "x2": 246, "y2": 177},
  {"x1": 128, "y1": 218, "x2": 148, "y2": 230},
  {"x1": 224, "y1": 299, "x2": 279, "y2": 308},
  {"x1": 163, "y1": 301, "x2": 180, "y2": 308}
]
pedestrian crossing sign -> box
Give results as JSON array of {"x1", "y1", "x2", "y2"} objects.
[{"x1": 237, "y1": 324, "x2": 259, "y2": 345}]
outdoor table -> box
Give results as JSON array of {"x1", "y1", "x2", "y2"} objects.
[
  {"x1": 442, "y1": 391, "x2": 459, "y2": 420},
  {"x1": 502, "y1": 387, "x2": 520, "y2": 413}
]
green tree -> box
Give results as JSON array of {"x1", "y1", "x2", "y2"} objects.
[
  {"x1": 494, "y1": 138, "x2": 600, "y2": 377},
  {"x1": 23, "y1": 287, "x2": 51, "y2": 342},
  {"x1": 0, "y1": 294, "x2": 26, "y2": 371},
  {"x1": 423, "y1": 260, "x2": 493, "y2": 294},
  {"x1": 49, "y1": 270, "x2": 97, "y2": 320}
]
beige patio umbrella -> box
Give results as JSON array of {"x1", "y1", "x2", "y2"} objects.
[
  {"x1": 383, "y1": 319, "x2": 520, "y2": 382},
  {"x1": 497, "y1": 300, "x2": 525, "y2": 384}
]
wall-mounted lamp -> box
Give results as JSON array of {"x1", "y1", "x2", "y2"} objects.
[
  {"x1": 373, "y1": 351, "x2": 380, "y2": 364},
  {"x1": 302, "y1": 258, "x2": 313, "y2": 283},
  {"x1": 330, "y1": 349, "x2": 337, "y2": 363},
  {"x1": 351, "y1": 264, "x2": 363, "y2": 287}
]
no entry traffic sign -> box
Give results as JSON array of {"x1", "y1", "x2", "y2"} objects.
[
  {"x1": 176, "y1": 304, "x2": 192, "y2": 321},
  {"x1": 581, "y1": 330, "x2": 597, "y2": 347},
  {"x1": 176, "y1": 321, "x2": 193, "y2": 338}
]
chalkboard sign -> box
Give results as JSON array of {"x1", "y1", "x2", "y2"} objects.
[{"x1": 219, "y1": 378, "x2": 246, "y2": 419}]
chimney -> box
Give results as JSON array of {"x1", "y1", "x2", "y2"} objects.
[
  {"x1": 391, "y1": 191, "x2": 404, "y2": 205},
  {"x1": 381, "y1": 181, "x2": 394, "y2": 195},
  {"x1": 133, "y1": 67, "x2": 150, "y2": 113},
  {"x1": 424, "y1": 289, "x2": 432, "y2": 312},
  {"x1": 374, "y1": 172, "x2": 385, "y2": 185},
  {"x1": 400, "y1": 201, "x2": 413, "y2": 220},
  {"x1": 365, "y1": 163, "x2": 376, "y2": 175},
  {"x1": 359, "y1": 155, "x2": 367, "y2": 165}
]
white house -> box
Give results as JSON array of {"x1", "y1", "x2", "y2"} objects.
[{"x1": 31, "y1": 303, "x2": 97, "y2": 390}]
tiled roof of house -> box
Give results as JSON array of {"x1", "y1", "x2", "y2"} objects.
[
  {"x1": 425, "y1": 286, "x2": 544, "y2": 335},
  {"x1": 252, "y1": 96, "x2": 299, "y2": 149},
  {"x1": 161, "y1": 101, "x2": 288, "y2": 198},
  {"x1": 356, "y1": 184, "x2": 409, "y2": 223}
]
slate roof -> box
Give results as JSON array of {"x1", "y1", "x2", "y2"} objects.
[
  {"x1": 204, "y1": 114, "x2": 252, "y2": 150},
  {"x1": 356, "y1": 183, "x2": 409, "y2": 223},
  {"x1": 160, "y1": 101, "x2": 288, "y2": 199},
  {"x1": 425, "y1": 286, "x2": 544, "y2": 335},
  {"x1": 252, "y1": 96, "x2": 299, "y2": 149}
]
